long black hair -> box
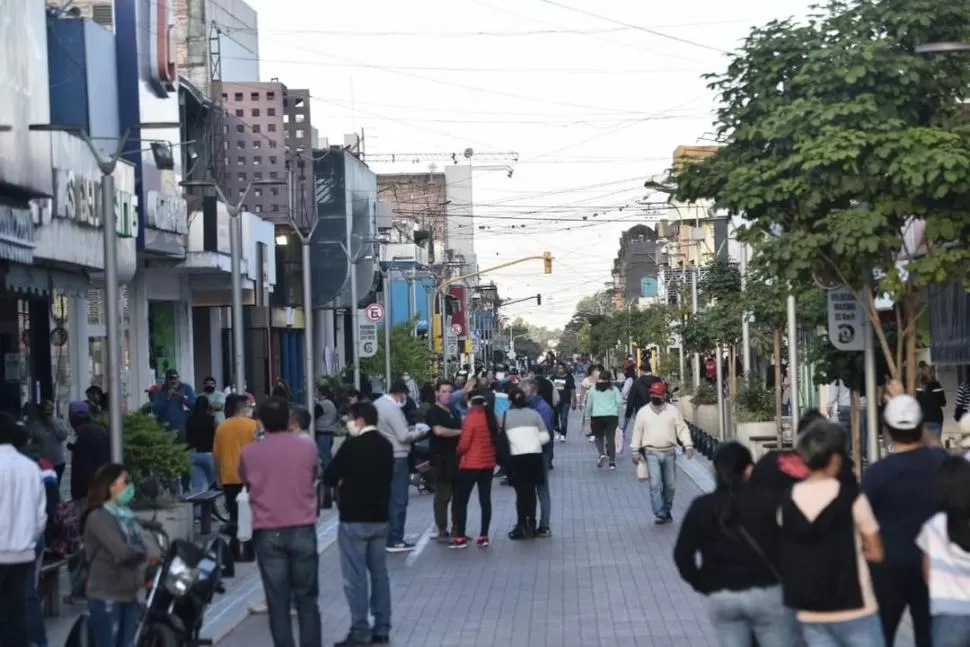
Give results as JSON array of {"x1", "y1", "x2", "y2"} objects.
[
  {"x1": 596, "y1": 369, "x2": 613, "y2": 392},
  {"x1": 712, "y1": 442, "x2": 754, "y2": 529},
  {"x1": 507, "y1": 386, "x2": 529, "y2": 408},
  {"x1": 938, "y1": 455, "x2": 970, "y2": 552}
]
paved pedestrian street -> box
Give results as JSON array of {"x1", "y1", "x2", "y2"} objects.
[{"x1": 217, "y1": 432, "x2": 721, "y2": 647}]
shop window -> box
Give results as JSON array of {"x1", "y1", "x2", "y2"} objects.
[{"x1": 148, "y1": 301, "x2": 179, "y2": 383}]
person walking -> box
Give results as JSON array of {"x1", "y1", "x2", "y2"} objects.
[
  {"x1": 27, "y1": 399, "x2": 69, "y2": 483},
  {"x1": 451, "y1": 393, "x2": 497, "y2": 549},
  {"x1": 625, "y1": 363, "x2": 664, "y2": 422},
  {"x1": 583, "y1": 369, "x2": 623, "y2": 470},
  {"x1": 862, "y1": 395, "x2": 945, "y2": 647},
  {"x1": 213, "y1": 394, "x2": 259, "y2": 543},
  {"x1": 424, "y1": 381, "x2": 463, "y2": 544},
  {"x1": 778, "y1": 420, "x2": 886, "y2": 646},
  {"x1": 499, "y1": 387, "x2": 551, "y2": 540},
  {"x1": 67, "y1": 401, "x2": 111, "y2": 512},
  {"x1": 374, "y1": 380, "x2": 425, "y2": 553},
  {"x1": 674, "y1": 442, "x2": 798, "y2": 646},
  {"x1": 916, "y1": 456, "x2": 970, "y2": 645},
  {"x1": 185, "y1": 395, "x2": 218, "y2": 496},
  {"x1": 323, "y1": 401, "x2": 394, "y2": 646},
  {"x1": 83, "y1": 464, "x2": 148, "y2": 647},
  {"x1": 0, "y1": 412, "x2": 47, "y2": 647},
  {"x1": 239, "y1": 397, "x2": 321, "y2": 647},
  {"x1": 524, "y1": 378, "x2": 555, "y2": 536},
  {"x1": 915, "y1": 362, "x2": 946, "y2": 440},
  {"x1": 630, "y1": 381, "x2": 694, "y2": 524},
  {"x1": 550, "y1": 362, "x2": 577, "y2": 442}
]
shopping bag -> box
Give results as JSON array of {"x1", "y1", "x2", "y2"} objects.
[
  {"x1": 236, "y1": 487, "x2": 253, "y2": 542},
  {"x1": 636, "y1": 459, "x2": 648, "y2": 482},
  {"x1": 614, "y1": 426, "x2": 624, "y2": 456}
]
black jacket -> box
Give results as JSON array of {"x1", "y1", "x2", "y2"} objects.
[
  {"x1": 69, "y1": 422, "x2": 111, "y2": 501},
  {"x1": 626, "y1": 374, "x2": 664, "y2": 420}
]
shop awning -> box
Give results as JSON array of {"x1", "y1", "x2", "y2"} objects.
[{"x1": 3, "y1": 263, "x2": 90, "y2": 298}]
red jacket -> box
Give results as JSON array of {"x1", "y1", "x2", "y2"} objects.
[{"x1": 458, "y1": 407, "x2": 497, "y2": 470}]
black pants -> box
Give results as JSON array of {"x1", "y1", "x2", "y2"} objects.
[
  {"x1": 0, "y1": 562, "x2": 31, "y2": 647},
  {"x1": 590, "y1": 416, "x2": 618, "y2": 463},
  {"x1": 871, "y1": 563, "x2": 931, "y2": 647},
  {"x1": 453, "y1": 469, "x2": 493, "y2": 538},
  {"x1": 508, "y1": 454, "x2": 545, "y2": 529},
  {"x1": 223, "y1": 483, "x2": 244, "y2": 539},
  {"x1": 432, "y1": 479, "x2": 456, "y2": 533}
]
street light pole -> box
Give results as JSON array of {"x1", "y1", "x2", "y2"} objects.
[
  {"x1": 383, "y1": 270, "x2": 392, "y2": 387},
  {"x1": 180, "y1": 179, "x2": 285, "y2": 396},
  {"x1": 740, "y1": 243, "x2": 751, "y2": 376},
  {"x1": 31, "y1": 122, "x2": 178, "y2": 463},
  {"x1": 691, "y1": 266, "x2": 700, "y2": 389}
]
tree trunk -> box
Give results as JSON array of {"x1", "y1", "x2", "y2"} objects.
[
  {"x1": 851, "y1": 391, "x2": 861, "y2": 481},
  {"x1": 774, "y1": 328, "x2": 784, "y2": 448},
  {"x1": 904, "y1": 292, "x2": 919, "y2": 394}
]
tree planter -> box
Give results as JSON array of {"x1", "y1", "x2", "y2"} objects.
[
  {"x1": 678, "y1": 395, "x2": 694, "y2": 424},
  {"x1": 695, "y1": 405, "x2": 719, "y2": 438},
  {"x1": 134, "y1": 503, "x2": 194, "y2": 541},
  {"x1": 736, "y1": 421, "x2": 779, "y2": 454}
]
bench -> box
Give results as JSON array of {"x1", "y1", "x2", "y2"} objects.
[
  {"x1": 181, "y1": 490, "x2": 223, "y2": 535},
  {"x1": 39, "y1": 556, "x2": 67, "y2": 617}
]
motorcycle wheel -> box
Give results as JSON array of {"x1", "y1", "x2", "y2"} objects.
[
  {"x1": 212, "y1": 493, "x2": 229, "y2": 523},
  {"x1": 138, "y1": 622, "x2": 180, "y2": 647}
]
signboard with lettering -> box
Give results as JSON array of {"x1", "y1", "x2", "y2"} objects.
[
  {"x1": 147, "y1": 0, "x2": 178, "y2": 97},
  {"x1": 50, "y1": 169, "x2": 138, "y2": 237},
  {"x1": 358, "y1": 313, "x2": 378, "y2": 358},
  {"x1": 145, "y1": 190, "x2": 188, "y2": 234},
  {"x1": 827, "y1": 288, "x2": 865, "y2": 351}
]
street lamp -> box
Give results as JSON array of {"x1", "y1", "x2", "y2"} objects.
[
  {"x1": 30, "y1": 121, "x2": 179, "y2": 463},
  {"x1": 180, "y1": 179, "x2": 285, "y2": 397}
]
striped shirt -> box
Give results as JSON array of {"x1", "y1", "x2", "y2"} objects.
[
  {"x1": 955, "y1": 382, "x2": 970, "y2": 421},
  {"x1": 916, "y1": 512, "x2": 970, "y2": 616}
]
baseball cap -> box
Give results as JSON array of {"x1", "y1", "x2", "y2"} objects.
[
  {"x1": 883, "y1": 394, "x2": 922, "y2": 431},
  {"x1": 648, "y1": 381, "x2": 667, "y2": 396},
  {"x1": 165, "y1": 368, "x2": 179, "y2": 379}
]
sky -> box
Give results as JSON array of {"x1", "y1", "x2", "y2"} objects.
[{"x1": 246, "y1": 0, "x2": 815, "y2": 330}]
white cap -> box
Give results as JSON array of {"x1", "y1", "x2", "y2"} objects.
[{"x1": 883, "y1": 394, "x2": 923, "y2": 431}]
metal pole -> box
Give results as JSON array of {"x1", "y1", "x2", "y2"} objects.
[
  {"x1": 691, "y1": 267, "x2": 700, "y2": 389},
  {"x1": 715, "y1": 342, "x2": 725, "y2": 440},
  {"x1": 439, "y1": 291, "x2": 448, "y2": 379},
  {"x1": 346, "y1": 212, "x2": 360, "y2": 389},
  {"x1": 786, "y1": 293, "x2": 798, "y2": 418},
  {"x1": 383, "y1": 271, "x2": 392, "y2": 387},
  {"x1": 740, "y1": 244, "x2": 751, "y2": 377},
  {"x1": 301, "y1": 240, "x2": 314, "y2": 415},
  {"x1": 863, "y1": 283, "x2": 879, "y2": 462},
  {"x1": 229, "y1": 208, "x2": 246, "y2": 395},
  {"x1": 101, "y1": 172, "x2": 123, "y2": 462},
  {"x1": 678, "y1": 340, "x2": 685, "y2": 386}
]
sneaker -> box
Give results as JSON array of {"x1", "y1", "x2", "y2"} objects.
[
  {"x1": 449, "y1": 537, "x2": 469, "y2": 549},
  {"x1": 385, "y1": 542, "x2": 416, "y2": 553},
  {"x1": 508, "y1": 526, "x2": 529, "y2": 540},
  {"x1": 434, "y1": 531, "x2": 451, "y2": 544},
  {"x1": 655, "y1": 516, "x2": 669, "y2": 525},
  {"x1": 596, "y1": 454, "x2": 607, "y2": 468},
  {"x1": 558, "y1": 434, "x2": 567, "y2": 443},
  {"x1": 334, "y1": 635, "x2": 370, "y2": 646},
  {"x1": 476, "y1": 535, "x2": 490, "y2": 547},
  {"x1": 609, "y1": 463, "x2": 616, "y2": 470},
  {"x1": 372, "y1": 636, "x2": 390, "y2": 644},
  {"x1": 535, "y1": 526, "x2": 552, "y2": 538},
  {"x1": 588, "y1": 436, "x2": 596, "y2": 443},
  {"x1": 664, "y1": 514, "x2": 674, "y2": 523}
]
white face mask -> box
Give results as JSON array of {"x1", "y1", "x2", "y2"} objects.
[
  {"x1": 495, "y1": 372, "x2": 506, "y2": 381},
  {"x1": 348, "y1": 421, "x2": 364, "y2": 437}
]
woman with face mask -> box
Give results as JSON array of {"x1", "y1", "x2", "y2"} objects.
[{"x1": 83, "y1": 463, "x2": 148, "y2": 647}]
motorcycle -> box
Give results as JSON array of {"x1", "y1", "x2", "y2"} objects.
[
  {"x1": 134, "y1": 522, "x2": 226, "y2": 647},
  {"x1": 409, "y1": 440, "x2": 435, "y2": 494}
]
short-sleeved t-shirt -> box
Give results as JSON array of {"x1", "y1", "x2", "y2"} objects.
[
  {"x1": 551, "y1": 373, "x2": 575, "y2": 397},
  {"x1": 916, "y1": 512, "x2": 970, "y2": 616},
  {"x1": 782, "y1": 478, "x2": 880, "y2": 623},
  {"x1": 424, "y1": 405, "x2": 461, "y2": 458}
]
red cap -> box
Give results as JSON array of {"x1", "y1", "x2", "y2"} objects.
[{"x1": 648, "y1": 381, "x2": 667, "y2": 396}]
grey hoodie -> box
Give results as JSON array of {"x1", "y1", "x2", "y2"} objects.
[{"x1": 374, "y1": 395, "x2": 423, "y2": 459}]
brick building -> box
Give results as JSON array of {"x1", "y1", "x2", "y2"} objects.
[{"x1": 377, "y1": 172, "x2": 448, "y2": 262}]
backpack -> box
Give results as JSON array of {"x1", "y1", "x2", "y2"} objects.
[{"x1": 50, "y1": 501, "x2": 83, "y2": 558}]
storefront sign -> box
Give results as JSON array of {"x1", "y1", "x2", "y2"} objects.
[
  {"x1": 145, "y1": 190, "x2": 188, "y2": 234},
  {"x1": 50, "y1": 169, "x2": 137, "y2": 237},
  {"x1": 147, "y1": 0, "x2": 178, "y2": 97},
  {"x1": 0, "y1": 205, "x2": 36, "y2": 264}
]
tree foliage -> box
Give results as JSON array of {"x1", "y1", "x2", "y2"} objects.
[
  {"x1": 676, "y1": 0, "x2": 970, "y2": 390},
  {"x1": 361, "y1": 321, "x2": 430, "y2": 385}
]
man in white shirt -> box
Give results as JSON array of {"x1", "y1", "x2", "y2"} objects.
[
  {"x1": 827, "y1": 379, "x2": 868, "y2": 462},
  {"x1": 0, "y1": 412, "x2": 47, "y2": 647},
  {"x1": 630, "y1": 381, "x2": 693, "y2": 525}
]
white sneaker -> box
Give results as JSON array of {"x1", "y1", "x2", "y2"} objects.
[{"x1": 558, "y1": 434, "x2": 567, "y2": 443}]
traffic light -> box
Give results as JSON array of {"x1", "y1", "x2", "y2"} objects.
[
  {"x1": 536, "y1": 293, "x2": 542, "y2": 306},
  {"x1": 543, "y1": 251, "x2": 552, "y2": 274}
]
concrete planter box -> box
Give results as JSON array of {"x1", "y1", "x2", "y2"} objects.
[
  {"x1": 736, "y1": 421, "x2": 779, "y2": 455},
  {"x1": 695, "y1": 404, "x2": 719, "y2": 437},
  {"x1": 678, "y1": 395, "x2": 694, "y2": 424},
  {"x1": 135, "y1": 502, "x2": 194, "y2": 542}
]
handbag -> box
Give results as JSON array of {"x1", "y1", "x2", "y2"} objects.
[{"x1": 635, "y1": 459, "x2": 648, "y2": 482}]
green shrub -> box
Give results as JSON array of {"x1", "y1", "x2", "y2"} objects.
[
  {"x1": 736, "y1": 378, "x2": 775, "y2": 423},
  {"x1": 122, "y1": 412, "x2": 190, "y2": 507},
  {"x1": 693, "y1": 383, "x2": 718, "y2": 406}
]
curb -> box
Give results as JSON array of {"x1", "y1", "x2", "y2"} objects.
[
  {"x1": 199, "y1": 514, "x2": 340, "y2": 643},
  {"x1": 679, "y1": 454, "x2": 716, "y2": 494}
]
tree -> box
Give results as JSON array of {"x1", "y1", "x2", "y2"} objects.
[
  {"x1": 361, "y1": 321, "x2": 430, "y2": 385},
  {"x1": 513, "y1": 336, "x2": 542, "y2": 361},
  {"x1": 676, "y1": 0, "x2": 970, "y2": 392}
]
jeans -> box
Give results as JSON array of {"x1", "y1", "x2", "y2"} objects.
[
  {"x1": 838, "y1": 410, "x2": 869, "y2": 461},
  {"x1": 27, "y1": 536, "x2": 47, "y2": 647},
  {"x1": 315, "y1": 434, "x2": 333, "y2": 474},
  {"x1": 555, "y1": 400, "x2": 571, "y2": 437},
  {"x1": 432, "y1": 478, "x2": 456, "y2": 534},
  {"x1": 707, "y1": 585, "x2": 798, "y2": 647},
  {"x1": 87, "y1": 598, "x2": 140, "y2": 647},
  {"x1": 253, "y1": 525, "x2": 321, "y2": 647},
  {"x1": 453, "y1": 469, "x2": 493, "y2": 538},
  {"x1": 591, "y1": 415, "x2": 618, "y2": 463},
  {"x1": 338, "y1": 523, "x2": 391, "y2": 642},
  {"x1": 190, "y1": 452, "x2": 216, "y2": 492},
  {"x1": 387, "y1": 457, "x2": 410, "y2": 546},
  {"x1": 537, "y1": 458, "x2": 551, "y2": 528},
  {"x1": 800, "y1": 613, "x2": 886, "y2": 647},
  {"x1": 924, "y1": 422, "x2": 943, "y2": 440},
  {"x1": 0, "y1": 562, "x2": 31, "y2": 647},
  {"x1": 645, "y1": 448, "x2": 677, "y2": 518},
  {"x1": 870, "y1": 563, "x2": 931, "y2": 647},
  {"x1": 931, "y1": 615, "x2": 970, "y2": 647}
]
